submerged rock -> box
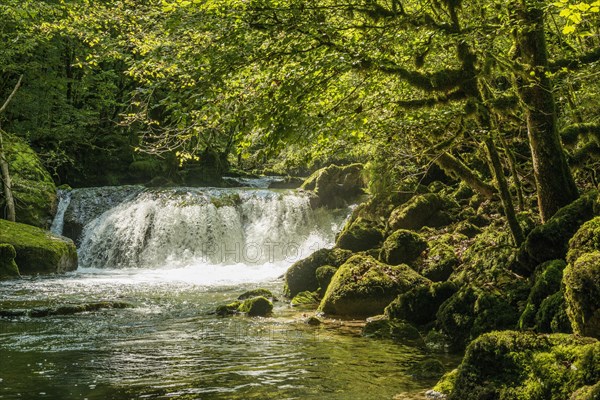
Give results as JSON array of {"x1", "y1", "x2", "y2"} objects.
[
  {"x1": 362, "y1": 316, "x2": 422, "y2": 343},
  {"x1": 563, "y1": 251, "x2": 600, "y2": 338},
  {"x1": 0, "y1": 301, "x2": 132, "y2": 318},
  {"x1": 284, "y1": 248, "x2": 353, "y2": 297},
  {"x1": 1, "y1": 134, "x2": 57, "y2": 228},
  {"x1": 0, "y1": 243, "x2": 20, "y2": 279},
  {"x1": 0, "y1": 219, "x2": 77, "y2": 275},
  {"x1": 318, "y1": 255, "x2": 429, "y2": 317},
  {"x1": 438, "y1": 331, "x2": 600, "y2": 400}
]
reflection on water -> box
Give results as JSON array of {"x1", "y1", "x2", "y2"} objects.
[{"x1": 0, "y1": 271, "x2": 459, "y2": 400}]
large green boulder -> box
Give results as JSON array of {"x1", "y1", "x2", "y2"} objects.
[
  {"x1": 0, "y1": 243, "x2": 20, "y2": 279},
  {"x1": 535, "y1": 291, "x2": 572, "y2": 334},
  {"x1": 284, "y1": 248, "x2": 352, "y2": 297},
  {"x1": 318, "y1": 254, "x2": 429, "y2": 317},
  {"x1": 563, "y1": 251, "x2": 600, "y2": 338},
  {"x1": 387, "y1": 193, "x2": 456, "y2": 231},
  {"x1": 1, "y1": 134, "x2": 56, "y2": 228},
  {"x1": 0, "y1": 219, "x2": 77, "y2": 275},
  {"x1": 237, "y1": 296, "x2": 273, "y2": 316},
  {"x1": 438, "y1": 331, "x2": 600, "y2": 400},
  {"x1": 301, "y1": 163, "x2": 364, "y2": 208},
  {"x1": 385, "y1": 281, "x2": 457, "y2": 326},
  {"x1": 567, "y1": 216, "x2": 600, "y2": 264},
  {"x1": 379, "y1": 229, "x2": 427, "y2": 265},
  {"x1": 335, "y1": 217, "x2": 383, "y2": 252},
  {"x1": 520, "y1": 191, "x2": 597, "y2": 271}
]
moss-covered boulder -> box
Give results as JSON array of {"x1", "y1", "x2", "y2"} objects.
[
  {"x1": 238, "y1": 296, "x2": 273, "y2": 316},
  {"x1": 0, "y1": 219, "x2": 77, "y2": 275},
  {"x1": 520, "y1": 191, "x2": 597, "y2": 271},
  {"x1": 385, "y1": 281, "x2": 457, "y2": 326},
  {"x1": 284, "y1": 248, "x2": 353, "y2": 297},
  {"x1": 335, "y1": 217, "x2": 383, "y2": 252},
  {"x1": 1, "y1": 134, "x2": 56, "y2": 228},
  {"x1": 301, "y1": 163, "x2": 364, "y2": 208},
  {"x1": 291, "y1": 291, "x2": 320, "y2": 307},
  {"x1": 436, "y1": 286, "x2": 520, "y2": 350},
  {"x1": 438, "y1": 331, "x2": 600, "y2": 400},
  {"x1": 238, "y1": 288, "x2": 276, "y2": 301},
  {"x1": 419, "y1": 241, "x2": 458, "y2": 282},
  {"x1": 0, "y1": 243, "x2": 20, "y2": 279},
  {"x1": 519, "y1": 260, "x2": 566, "y2": 331},
  {"x1": 563, "y1": 252, "x2": 600, "y2": 338},
  {"x1": 379, "y1": 229, "x2": 427, "y2": 266},
  {"x1": 567, "y1": 216, "x2": 600, "y2": 264},
  {"x1": 387, "y1": 193, "x2": 456, "y2": 231},
  {"x1": 318, "y1": 255, "x2": 429, "y2": 317},
  {"x1": 570, "y1": 381, "x2": 600, "y2": 400},
  {"x1": 215, "y1": 301, "x2": 243, "y2": 316},
  {"x1": 535, "y1": 291, "x2": 572, "y2": 334},
  {"x1": 315, "y1": 265, "x2": 337, "y2": 292}
]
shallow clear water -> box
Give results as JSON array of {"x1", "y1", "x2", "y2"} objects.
[{"x1": 1, "y1": 186, "x2": 459, "y2": 399}]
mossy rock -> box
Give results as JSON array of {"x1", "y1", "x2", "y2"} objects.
[
  {"x1": 387, "y1": 193, "x2": 457, "y2": 231},
  {"x1": 446, "y1": 331, "x2": 600, "y2": 400},
  {"x1": 436, "y1": 286, "x2": 520, "y2": 350},
  {"x1": 432, "y1": 368, "x2": 459, "y2": 397},
  {"x1": 519, "y1": 260, "x2": 566, "y2": 331},
  {"x1": 563, "y1": 252, "x2": 600, "y2": 338},
  {"x1": 216, "y1": 301, "x2": 242, "y2": 316},
  {"x1": 385, "y1": 281, "x2": 457, "y2": 326},
  {"x1": 291, "y1": 291, "x2": 320, "y2": 307},
  {"x1": 454, "y1": 220, "x2": 482, "y2": 238},
  {"x1": 238, "y1": 288, "x2": 277, "y2": 301},
  {"x1": 419, "y1": 241, "x2": 458, "y2": 282},
  {"x1": 567, "y1": 216, "x2": 600, "y2": 265},
  {"x1": 535, "y1": 291, "x2": 572, "y2": 334},
  {"x1": 379, "y1": 229, "x2": 427, "y2": 266},
  {"x1": 211, "y1": 193, "x2": 242, "y2": 208},
  {"x1": 301, "y1": 163, "x2": 365, "y2": 208},
  {"x1": 1, "y1": 134, "x2": 57, "y2": 228},
  {"x1": 335, "y1": 217, "x2": 384, "y2": 252},
  {"x1": 238, "y1": 296, "x2": 273, "y2": 316},
  {"x1": 413, "y1": 358, "x2": 446, "y2": 380},
  {"x1": 570, "y1": 381, "x2": 600, "y2": 400},
  {"x1": 315, "y1": 265, "x2": 337, "y2": 292},
  {"x1": 284, "y1": 248, "x2": 353, "y2": 297},
  {"x1": 0, "y1": 243, "x2": 20, "y2": 279},
  {"x1": 520, "y1": 191, "x2": 597, "y2": 272},
  {"x1": 318, "y1": 254, "x2": 430, "y2": 317},
  {"x1": 0, "y1": 219, "x2": 77, "y2": 275},
  {"x1": 362, "y1": 316, "x2": 422, "y2": 343}
]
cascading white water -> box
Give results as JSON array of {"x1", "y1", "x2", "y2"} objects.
[
  {"x1": 61, "y1": 187, "x2": 347, "y2": 283},
  {"x1": 50, "y1": 189, "x2": 72, "y2": 235}
]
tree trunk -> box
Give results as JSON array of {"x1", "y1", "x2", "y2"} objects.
[
  {"x1": 513, "y1": 1, "x2": 578, "y2": 222},
  {"x1": 0, "y1": 132, "x2": 15, "y2": 222},
  {"x1": 435, "y1": 152, "x2": 496, "y2": 199}
]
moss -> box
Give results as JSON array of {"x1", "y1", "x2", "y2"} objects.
[
  {"x1": 211, "y1": 193, "x2": 242, "y2": 208},
  {"x1": 318, "y1": 254, "x2": 429, "y2": 317},
  {"x1": 284, "y1": 248, "x2": 353, "y2": 297},
  {"x1": 414, "y1": 359, "x2": 446, "y2": 380},
  {"x1": 0, "y1": 243, "x2": 20, "y2": 279},
  {"x1": 563, "y1": 251, "x2": 600, "y2": 338},
  {"x1": 1, "y1": 134, "x2": 57, "y2": 228},
  {"x1": 0, "y1": 219, "x2": 77, "y2": 275},
  {"x1": 436, "y1": 286, "x2": 520, "y2": 350},
  {"x1": 567, "y1": 216, "x2": 600, "y2": 265},
  {"x1": 237, "y1": 296, "x2": 273, "y2": 316},
  {"x1": 291, "y1": 291, "x2": 320, "y2": 307},
  {"x1": 335, "y1": 217, "x2": 384, "y2": 252},
  {"x1": 315, "y1": 265, "x2": 337, "y2": 292},
  {"x1": 446, "y1": 331, "x2": 600, "y2": 400},
  {"x1": 385, "y1": 281, "x2": 457, "y2": 326},
  {"x1": 570, "y1": 381, "x2": 600, "y2": 399},
  {"x1": 425, "y1": 329, "x2": 452, "y2": 352},
  {"x1": 362, "y1": 316, "x2": 422, "y2": 343},
  {"x1": 433, "y1": 368, "x2": 459, "y2": 396},
  {"x1": 520, "y1": 191, "x2": 597, "y2": 272},
  {"x1": 388, "y1": 193, "x2": 457, "y2": 231},
  {"x1": 519, "y1": 260, "x2": 566, "y2": 331},
  {"x1": 300, "y1": 163, "x2": 365, "y2": 208},
  {"x1": 453, "y1": 181, "x2": 474, "y2": 202},
  {"x1": 215, "y1": 301, "x2": 242, "y2": 316},
  {"x1": 238, "y1": 288, "x2": 276, "y2": 301},
  {"x1": 379, "y1": 229, "x2": 427, "y2": 265},
  {"x1": 454, "y1": 220, "x2": 482, "y2": 238}
]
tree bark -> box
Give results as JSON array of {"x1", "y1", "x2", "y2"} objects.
[
  {"x1": 513, "y1": 1, "x2": 578, "y2": 222},
  {"x1": 0, "y1": 75, "x2": 23, "y2": 222},
  {"x1": 435, "y1": 152, "x2": 496, "y2": 199}
]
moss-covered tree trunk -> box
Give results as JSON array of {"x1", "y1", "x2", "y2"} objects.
[
  {"x1": 0, "y1": 75, "x2": 22, "y2": 223},
  {"x1": 513, "y1": 1, "x2": 578, "y2": 222}
]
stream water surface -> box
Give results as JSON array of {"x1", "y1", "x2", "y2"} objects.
[{"x1": 0, "y1": 184, "x2": 459, "y2": 399}]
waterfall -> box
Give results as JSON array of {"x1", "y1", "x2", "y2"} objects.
[
  {"x1": 65, "y1": 187, "x2": 346, "y2": 270},
  {"x1": 50, "y1": 189, "x2": 72, "y2": 235}
]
